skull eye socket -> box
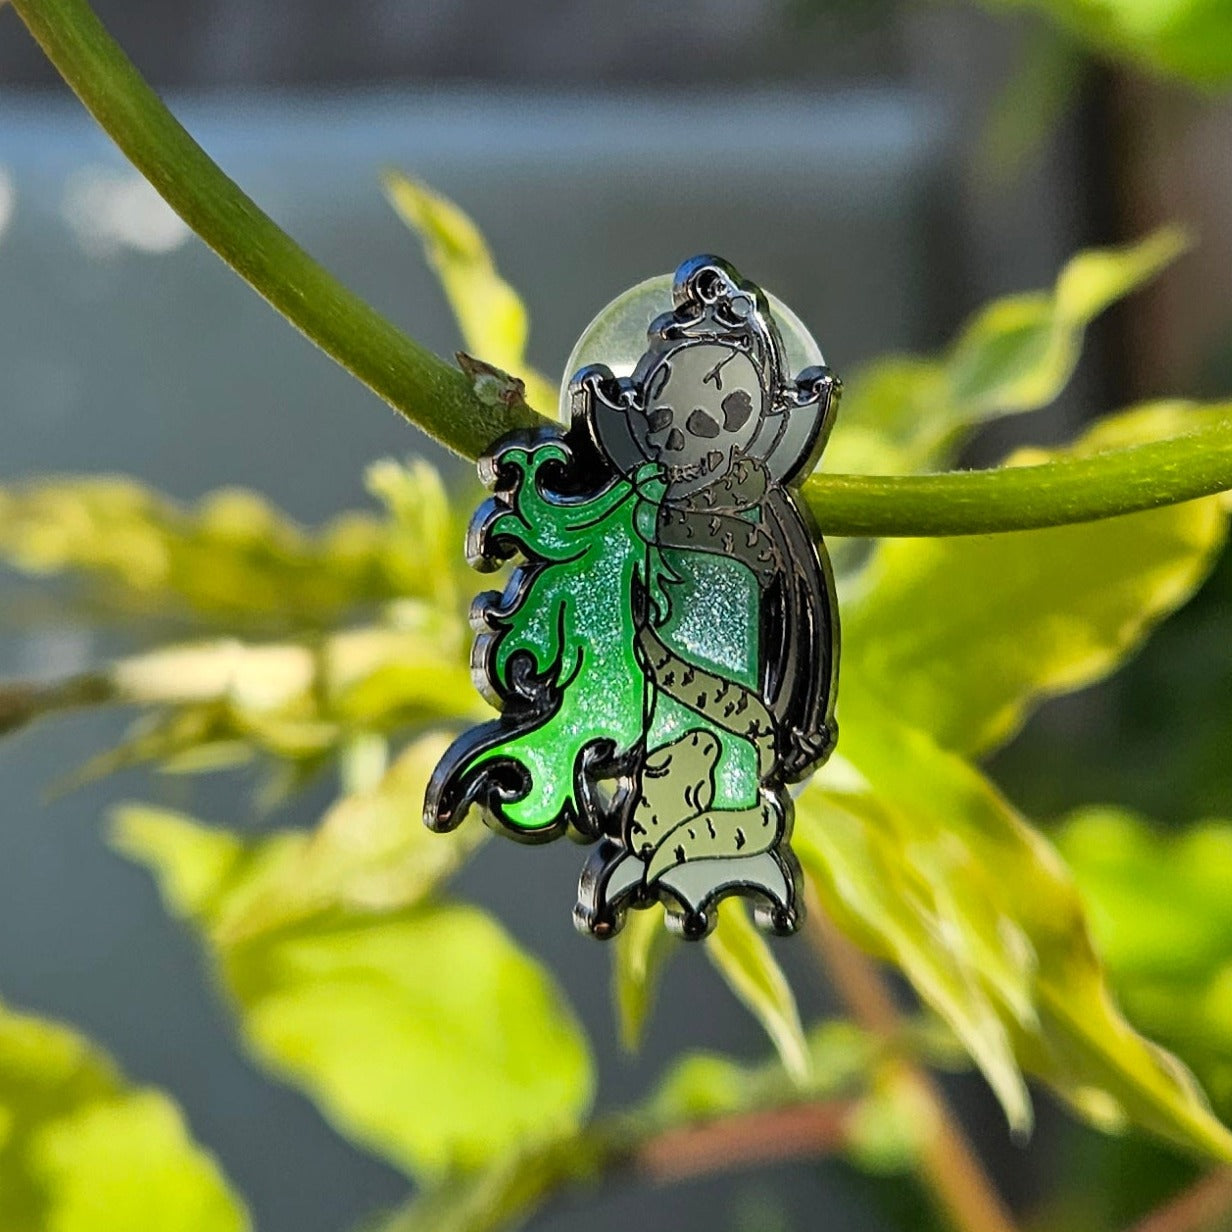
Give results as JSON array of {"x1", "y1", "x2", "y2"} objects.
[
  {"x1": 646, "y1": 406, "x2": 674, "y2": 433},
  {"x1": 721, "y1": 389, "x2": 753, "y2": 431},
  {"x1": 685, "y1": 408, "x2": 721, "y2": 439}
]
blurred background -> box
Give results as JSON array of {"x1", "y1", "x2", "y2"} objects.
[{"x1": 1, "y1": 2, "x2": 1231, "y2": 1230}]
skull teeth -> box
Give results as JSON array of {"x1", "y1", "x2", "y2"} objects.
[{"x1": 664, "y1": 449, "x2": 727, "y2": 483}]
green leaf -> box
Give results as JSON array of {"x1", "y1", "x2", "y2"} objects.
[
  {"x1": 363, "y1": 457, "x2": 473, "y2": 617},
  {"x1": 841, "y1": 402, "x2": 1229, "y2": 756},
  {"x1": 39, "y1": 617, "x2": 478, "y2": 793},
  {"x1": 383, "y1": 1020, "x2": 880, "y2": 1232},
  {"x1": 1058, "y1": 808, "x2": 1232, "y2": 982},
  {"x1": 375, "y1": 1133, "x2": 591, "y2": 1232},
  {"x1": 382, "y1": 173, "x2": 558, "y2": 416},
  {"x1": 980, "y1": 0, "x2": 1232, "y2": 87},
  {"x1": 978, "y1": 25, "x2": 1084, "y2": 182},
  {"x1": 650, "y1": 1021, "x2": 878, "y2": 1123},
  {"x1": 612, "y1": 903, "x2": 676, "y2": 1051},
  {"x1": 227, "y1": 902, "x2": 592, "y2": 1179},
  {"x1": 794, "y1": 763, "x2": 1033, "y2": 1135},
  {"x1": 0, "y1": 999, "x2": 248, "y2": 1231},
  {"x1": 826, "y1": 230, "x2": 1188, "y2": 475},
  {"x1": 0, "y1": 468, "x2": 457, "y2": 634},
  {"x1": 705, "y1": 904, "x2": 810, "y2": 1081},
  {"x1": 112, "y1": 735, "x2": 592, "y2": 1181},
  {"x1": 0, "y1": 460, "x2": 479, "y2": 792},
  {"x1": 795, "y1": 695, "x2": 1232, "y2": 1159},
  {"x1": 610, "y1": 877, "x2": 813, "y2": 1077},
  {"x1": 842, "y1": 1084, "x2": 925, "y2": 1175},
  {"x1": 114, "y1": 734, "x2": 487, "y2": 945},
  {"x1": 1058, "y1": 808, "x2": 1232, "y2": 1113}
]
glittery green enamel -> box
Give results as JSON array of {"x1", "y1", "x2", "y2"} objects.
[{"x1": 471, "y1": 448, "x2": 665, "y2": 830}]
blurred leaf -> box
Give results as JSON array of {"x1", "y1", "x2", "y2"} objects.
[
  {"x1": 842, "y1": 1083, "x2": 926, "y2": 1175},
  {"x1": 612, "y1": 900, "x2": 812, "y2": 1079},
  {"x1": 381, "y1": 1015, "x2": 900, "y2": 1232},
  {"x1": 649, "y1": 1021, "x2": 876, "y2": 1124},
  {"x1": 227, "y1": 902, "x2": 592, "y2": 1179},
  {"x1": 376, "y1": 1132, "x2": 592, "y2": 1232},
  {"x1": 795, "y1": 758, "x2": 1033, "y2": 1134},
  {"x1": 382, "y1": 173, "x2": 557, "y2": 415},
  {"x1": 826, "y1": 229, "x2": 1188, "y2": 474},
  {"x1": 386, "y1": 1022, "x2": 884, "y2": 1232},
  {"x1": 0, "y1": 462, "x2": 476, "y2": 799},
  {"x1": 112, "y1": 736, "x2": 591, "y2": 1180},
  {"x1": 33, "y1": 617, "x2": 476, "y2": 795},
  {"x1": 0, "y1": 467, "x2": 459, "y2": 634},
  {"x1": 612, "y1": 903, "x2": 676, "y2": 1051},
  {"x1": 0, "y1": 999, "x2": 247, "y2": 1231},
  {"x1": 981, "y1": 0, "x2": 1232, "y2": 87},
  {"x1": 978, "y1": 24, "x2": 1084, "y2": 181},
  {"x1": 1058, "y1": 808, "x2": 1232, "y2": 1112},
  {"x1": 228, "y1": 734, "x2": 486, "y2": 941},
  {"x1": 705, "y1": 904, "x2": 810, "y2": 1081},
  {"x1": 384, "y1": 1021, "x2": 884, "y2": 1232},
  {"x1": 842, "y1": 402, "x2": 1229, "y2": 756},
  {"x1": 363, "y1": 458, "x2": 471, "y2": 617},
  {"x1": 796, "y1": 696, "x2": 1232, "y2": 1159}
]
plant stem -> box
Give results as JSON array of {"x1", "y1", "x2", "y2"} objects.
[
  {"x1": 0, "y1": 674, "x2": 113, "y2": 735},
  {"x1": 7, "y1": 0, "x2": 538, "y2": 462},
  {"x1": 379, "y1": 1093, "x2": 862, "y2": 1232},
  {"x1": 1125, "y1": 1169, "x2": 1232, "y2": 1232},
  {"x1": 805, "y1": 416, "x2": 1232, "y2": 536},
  {"x1": 805, "y1": 891, "x2": 1021, "y2": 1232},
  {"x1": 634, "y1": 1099, "x2": 856, "y2": 1185},
  {"x1": 10, "y1": 0, "x2": 1232, "y2": 538}
]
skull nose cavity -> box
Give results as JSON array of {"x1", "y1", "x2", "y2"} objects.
[
  {"x1": 721, "y1": 390, "x2": 753, "y2": 431},
  {"x1": 685, "y1": 408, "x2": 721, "y2": 438},
  {"x1": 665, "y1": 428, "x2": 686, "y2": 452},
  {"x1": 646, "y1": 406, "x2": 674, "y2": 433}
]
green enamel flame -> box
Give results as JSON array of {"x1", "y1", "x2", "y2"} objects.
[{"x1": 473, "y1": 444, "x2": 668, "y2": 830}]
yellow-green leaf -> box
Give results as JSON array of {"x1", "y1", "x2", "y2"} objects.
[
  {"x1": 0, "y1": 1000, "x2": 248, "y2": 1231},
  {"x1": 0, "y1": 470, "x2": 454, "y2": 634},
  {"x1": 981, "y1": 0, "x2": 1232, "y2": 86},
  {"x1": 796, "y1": 695, "x2": 1232, "y2": 1159},
  {"x1": 794, "y1": 761, "x2": 1033, "y2": 1134},
  {"x1": 226, "y1": 902, "x2": 591, "y2": 1179},
  {"x1": 611, "y1": 901, "x2": 811, "y2": 1074},
  {"x1": 841, "y1": 403, "x2": 1229, "y2": 756},
  {"x1": 44, "y1": 620, "x2": 477, "y2": 792},
  {"x1": 1058, "y1": 808, "x2": 1232, "y2": 1113},
  {"x1": 705, "y1": 903, "x2": 810, "y2": 1081},
  {"x1": 112, "y1": 736, "x2": 590, "y2": 1180},
  {"x1": 826, "y1": 230, "x2": 1188, "y2": 475},
  {"x1": 388, "y1": 1021, "x2": 879, "y2": 1232},
  {"x1": 382, "y1": 173, "x2": 557, "y2": 415},
  {"x1": 612, "y1": 903, "x2": 676, "y2": 1052},
  {"x1": 648, "y1": 1020, "x2": 877, "y2": 1123},
  {"x1": 950, "y1": 229, "x2": 1188, "y2": 413}
]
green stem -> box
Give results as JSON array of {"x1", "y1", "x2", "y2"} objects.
[
  {"x1": 7, "y1": 0, "x2": 538, "y2": 462},
  {"x1": 11, "y1": 0, "x2": 1232, "y2": 538},
  {"x1": 805, "y1": 415, "x2": 1232, "y2": 536}
]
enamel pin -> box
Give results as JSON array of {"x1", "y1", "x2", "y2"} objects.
[{"x1": 425, "y1": 256, "x2": 839, "y2": 939}]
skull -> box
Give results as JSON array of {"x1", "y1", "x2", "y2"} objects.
[{"x1": 632, "y1": 342, "x2": 764, "y2": 490}]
